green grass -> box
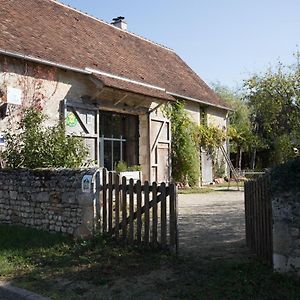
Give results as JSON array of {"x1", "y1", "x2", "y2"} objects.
[
  {"x1": 178, "y1": 187, "x2": 214, "y2": 194},
  {"x1": 0, "y1": 224, "x2": 300, "y2": 299},
  {"x1": 178, "y1": 181, "x2": 243, "y2": 194}
]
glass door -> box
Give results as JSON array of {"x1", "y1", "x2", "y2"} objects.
[{"x1": 99, "y1": 111, "x2": 139, "y2": 170}]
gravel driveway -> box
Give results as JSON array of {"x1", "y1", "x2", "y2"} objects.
[{"x1": 178, "y1": 189, "x2": 247, "y2": 259}]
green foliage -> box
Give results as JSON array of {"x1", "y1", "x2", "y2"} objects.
[
  {"x1": 244, "y1": 53, "x2": 300, "y2": 166},
  {"x1": 163, "y1": 101, "x2": 200, "y2": 186},
  {"x1": 2, "y1": 108, "x2": 88, "y2": 168},
  {"x1": 115, "y1": 161, "x2": 141, "y2": 172},
  {"x1": 198, "y1": 124, "x2": 226, "y2": 148},
  {"x1": 115, "y1": 160, "x2": 128, "y2": 172},
  {"x1": 128, "y1": 165, "x2": 142, "y2": 172},
  {"x1": 213, "y1": 83, "x2": 257, "y2": 153},
  {"x1": 271, "y1": 157, "x2": 300, "y2": 195}
]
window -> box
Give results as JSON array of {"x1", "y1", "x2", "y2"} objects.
[{"x1": 99, "y1": 111, "x2": 139, "y2": 170}]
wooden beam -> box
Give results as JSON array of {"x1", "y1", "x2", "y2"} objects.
[{"x1": 114, "y1": 94, "x2": 128, "y2": 106}]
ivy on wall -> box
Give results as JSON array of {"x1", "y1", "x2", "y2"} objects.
[
  {"x1": 163, "y1": 101, "x2": 227, "y2": 186},
  {"x1": 163, "y1": 101, "x2": 200, "y2": 186}
]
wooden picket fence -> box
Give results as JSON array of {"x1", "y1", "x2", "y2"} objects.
[
  {"x1": 244, "y1": 175, "x2": 273, "y2": 265},
  {"x1": 98, "y1": 168, "x2": 178, "y2": 252}
]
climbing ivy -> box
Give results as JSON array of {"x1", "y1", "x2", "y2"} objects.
[
  {"x1": 163, "y1": 101, "x2": 227, "y2": 185},
  {"x1": 163, "y1": 101, "x2": 200, "y2": 186},
  {"x1": 198, "y1": 124, "x2": 226, "y2": 149}
]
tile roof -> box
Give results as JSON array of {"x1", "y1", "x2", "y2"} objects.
[
  {"x1": 94, "y1": 74, "x2": 175, "y2": 101},
  {"x1": 0, "y1": 0, "x2": 230, "y2": 109}
]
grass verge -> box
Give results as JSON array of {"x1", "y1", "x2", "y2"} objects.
[
  {"x1": 0, "y1": 225, "x2": 299, "y2": 299},
  {"x1": 178, "y1": 187, "x2": 214, "y2": 194}
]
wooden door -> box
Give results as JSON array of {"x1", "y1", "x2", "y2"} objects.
[{"x1": 150, "y1": 116, "x2": 171, "y2": 183}]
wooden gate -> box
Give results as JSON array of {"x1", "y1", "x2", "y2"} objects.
[
  {"x1": 244, "y1": 175, "x2": 273, "y2": 265},
  {"x1": 150, "y1": 116, "x2": 171, "y2": 183},
  {"x1": 99, "y1": 168, "x2": 178, "y2": 251}
]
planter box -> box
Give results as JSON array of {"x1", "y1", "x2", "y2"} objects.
[{"x1": 119, "y1": 171, "x2": 142, "y2": 183}]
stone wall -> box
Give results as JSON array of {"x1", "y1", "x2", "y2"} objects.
[
  {"x1": 0, "y1": 168, "x2": 98, "y2": 238},
  {"x1": 272, "y1": 192, "x2": 300, "y2": 275}
]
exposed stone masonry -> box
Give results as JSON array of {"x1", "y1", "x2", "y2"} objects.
[
  {"x1": 273, "y1": 192, "x2": 300, "y2": 276},
  {"x1": 0, "y1": 168, "x2": 96, "y2": 237}
]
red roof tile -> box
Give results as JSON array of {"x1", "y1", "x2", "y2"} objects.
[{"x1": 0, "y1": 0, "x2": 230, "y2": 109}]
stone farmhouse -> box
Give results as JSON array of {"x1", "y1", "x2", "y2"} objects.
[{"x1": 0, "y1": 0, "x2": 231, "y2": 184}]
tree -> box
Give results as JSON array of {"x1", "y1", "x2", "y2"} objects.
[
  {"x1": 2, "y1": 108, "x2": 89, "y2": 168},
  {"x1": 244, "y1": 53, "x2": 300, "y2": 167},
  {"x1": 213, "y1": 83, "x2": 257, "y2": 170}
]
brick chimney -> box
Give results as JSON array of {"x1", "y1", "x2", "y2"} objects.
[{"x1": 111, "y1": 16, "x2": 127, "y2": 30}]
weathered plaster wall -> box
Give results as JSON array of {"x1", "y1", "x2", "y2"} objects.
[
  {"x1": 0, "y1": 55, "x2": 97, "y2": 132},
  {"x1": 206, "y1": 106, "x2": 227, "y2": 129},
  {"x1": 185, "y1": 101, "x2": 201, "y2": 125},
  {"x1": 272, "y1": 192, "x2": 300, "y2": 276},
  {"x1": 0, "y1": 168, "x2": 97, "y2": 238}
]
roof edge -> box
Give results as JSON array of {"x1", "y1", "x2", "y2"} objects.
[
  {"x1": 166, "y1": 91, "x2": 232, "y2": 111},
  {"x1": 0, "y1": 49, "x2": 230, "y2": 109},
  {"x1": 86, "y1": 67, "x2": 167, "y2": 92},
  {"x1": 0, "y1": 49, "x2": 91, "y2": 74}
]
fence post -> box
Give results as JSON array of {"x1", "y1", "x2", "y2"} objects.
[
  {"x1": 144, "y1": 181, "x2": 150, "y2": 247},
  {"x1": 114, "y1": 173, "x2": 120, "y2": 239},
  {"x1": 94, "y1": 170, "x2": 101, "y2": 232},
  {"x1": 129, "y1": 178, "x2": 134, "y2": 245},
  {"x1": 244, "y1": 181, "x2": 250, "y2": 247},
  {"x1": 102, "y1": 168, "x2": 107, "y2": 233},
  {"x1": 136, "y1": 180, "x2": 142, "y2": 244},
  {"x1": 152, "y1": 182, "x2": 158, "y2": 247},
  {"x1": 169, "y1": 183, "x2": 177, "y2": 251},
  {"x1": 160, "y1": 182, "x2": 167, "y2": 249},
  {"x1": 121, "y1": 176, "x2": 127, "y2": 241},
  {"x1": 108, "y1": 172, "x2": 113, "y2": 233},
  {"x1": 266, "y1": 175, "x2": 273, "y2": 266}
]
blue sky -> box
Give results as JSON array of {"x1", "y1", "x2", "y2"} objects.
[{"x1": 60, "y1": 0, "x2": 300, "y2": 89}]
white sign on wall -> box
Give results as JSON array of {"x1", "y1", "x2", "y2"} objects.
[
  {"x1": 82, "y1": 175, "x2": 93, "y2": 193},
  {"x1": 7, "y1": 87, "x2": 22, "y2": 105}
]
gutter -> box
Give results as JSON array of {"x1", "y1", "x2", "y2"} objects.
[
  {"x1": 0, "y1": 49, "x2": 91, "y2": 75},
  {"x1": 166, "y1": 91, "x2": 233, "y2": 111}
]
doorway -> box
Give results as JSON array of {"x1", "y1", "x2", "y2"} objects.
[{"x1": 99, "y1": 111, "x2": 139, "y2": 170}]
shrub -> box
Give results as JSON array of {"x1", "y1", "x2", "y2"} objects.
[
  {"x1": 2, "y1": 108, "x2": 88, "y2": 168},
  {"x1": 163, "y1": 101, "x2": 200, "y2": 186},
  {"x1": 115, "y1": 161, "x2": 128, "y2": 172}
]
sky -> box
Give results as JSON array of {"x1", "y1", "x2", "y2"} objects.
[{"x1": 60, "y1": 0, "x2": 300, "y2": 89}]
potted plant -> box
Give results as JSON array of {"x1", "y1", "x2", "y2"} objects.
[{"x1": 115, "y1": 161, "x2": 142, "y2": 183}]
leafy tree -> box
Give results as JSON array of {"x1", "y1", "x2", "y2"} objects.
[
  {"x1": 2, "y1": 108, "x2": 88, "y2": 168},
  {"x1": 244, "y1": 54, "x2": 300, "y2": 166}
]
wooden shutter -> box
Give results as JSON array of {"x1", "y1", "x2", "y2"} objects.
[{"x1": 63, "y1": 100, "x2": 99, "y2": 165}]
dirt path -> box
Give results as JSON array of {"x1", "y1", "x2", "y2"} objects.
[{"x1": 178, "y1": 189, "x2": 247, "y2": 259}]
